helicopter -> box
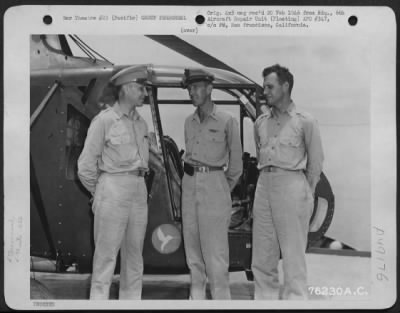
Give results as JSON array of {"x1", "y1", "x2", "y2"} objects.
[{"x1": 30, "y1": 34, "x2": 336, "y2": 280}]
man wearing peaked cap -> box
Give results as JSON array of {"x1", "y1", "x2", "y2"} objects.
[
  {"x1": 99, "y1": 66, "x2": 149, "y2": 106},
  {"x1": 181, "y1": 68, "x2": 243, "y2": 299},
  {"x1": 78, "y1": 66, "x2": 150, "y2": 300},
  {"x1": 181, "y1": 68, "x2": 215, "y2": 88},
  {"x1": 110, "y1": 65, "x2": 149, "y2": 86}
]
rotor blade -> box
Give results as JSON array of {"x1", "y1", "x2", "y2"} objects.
[{"x1": 146, "y1": 35, "x2": 259, "y2": 87}]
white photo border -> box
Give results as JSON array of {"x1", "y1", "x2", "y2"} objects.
[{"x1": 3, "y1": 5, "x2": 397, "y2": 310}]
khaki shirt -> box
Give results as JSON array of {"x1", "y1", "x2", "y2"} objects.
[
  {"x1": 78, "y1": 104, "x2": 149, "y2": 194},
  {"x1": 184, "y1": 104, "x2": 243, "y2": 190},
  {"x1": 254, "y1": 102, "x2": 324, "y2": 192}
]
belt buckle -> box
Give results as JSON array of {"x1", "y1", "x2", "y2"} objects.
[
  {"x1": 132, "y1": 169, "x2": 143, "y2": 177},
  {"x1": 265, "y1": 166, "x2": 273, "y2": 172},
  {"x1": 197, "y1": 166, "x2": 209, "y2": 173}
]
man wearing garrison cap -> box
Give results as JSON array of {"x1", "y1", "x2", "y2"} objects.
[
  {"x1": 181, "y1": 68, "x2": 243, "y2": 299},
  {"x1": 78, "y1": 66, "x2": 150, "y2": 299}
]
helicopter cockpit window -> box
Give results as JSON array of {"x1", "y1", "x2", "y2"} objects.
[{"x1": 65, "y1": 104, "x2": 90, "y2": 180}]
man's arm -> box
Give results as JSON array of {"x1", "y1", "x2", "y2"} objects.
[
  {"x1": 182, "y1": 118, "x2": 189, "y2": 162},
  {"x1": 303, "y1": 116, "x2": 324, "y2": 194},
  {"x1": 77, "y1": 116, "x2": 105, "y2": 195},
  {"x1": 225, "y1": 117, "x2": 243, "y2": 191},
  {"x1": 253, "y1": 120, "x2": 261, "y2": 161}
]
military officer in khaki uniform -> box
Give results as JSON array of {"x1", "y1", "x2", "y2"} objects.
[
  {"x1": 252, "y1": 64, "x2": 324, "y2": 300},
  {"x1": 181, "y1": 68, "x2": 243, "y2": 300},
  {"x1": 78, "y1": 67, "x2": 150, "y2": 300}
]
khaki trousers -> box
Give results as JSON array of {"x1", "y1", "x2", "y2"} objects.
[
  {"x1": 90, "y1": 173, "x2": 148, "y2": 300},
  {"x1": 182, "y1": 171, "x2": 232, "y2": 300},
  {"x1": 251, "y1": 171, "x2": 313, "y2": 300}
]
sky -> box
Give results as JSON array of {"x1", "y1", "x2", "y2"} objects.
[{"x1": 69, "y1": 35, "x2": 371, "y2": 251}]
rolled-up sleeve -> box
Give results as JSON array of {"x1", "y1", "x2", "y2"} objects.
[
  {"x1": 303, "y1": 117, "x2": 324, "y2": 192},
  {"x1": 77, "y1": 117, "x2": 105, "y2": 195},
  {"x1": 225, "y1": 116, "x2": 243, "y2": 190}
]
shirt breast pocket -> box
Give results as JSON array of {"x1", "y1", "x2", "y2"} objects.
[
  {"x1": 109, "y1": 122, "x2": 131, "y2": 143},
  {"x1": 108, "y1": 123, "x2": 134, "y2": 164},
  {"x1": 278, "y1": 134, "x2": 302, "y2": 163},
  {"x1": 205, "y1": 130, "x2": 226, "y2": 163},
  {"x1": 109, "y1": 132, "x2": 130, "y2": 145}
]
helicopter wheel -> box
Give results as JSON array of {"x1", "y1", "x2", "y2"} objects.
[{"x1": 307, "y1": 172, "x2": 335, "y2": 245}]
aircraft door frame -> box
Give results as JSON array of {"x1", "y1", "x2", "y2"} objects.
[{"x1": 147, "y1": 86, "x2": 181, "y2": 222}]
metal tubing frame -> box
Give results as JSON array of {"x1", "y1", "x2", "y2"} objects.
[{"x1": 30, "y1": 81, "x2": 60, "y2": 128}]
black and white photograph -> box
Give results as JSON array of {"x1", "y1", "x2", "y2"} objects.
[{"x1": 3, "y1": 5, "x2": 396, "y2": 310}]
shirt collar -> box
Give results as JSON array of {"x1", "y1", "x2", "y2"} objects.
[
  {"x1": 132, "y1": 109, "x2": 141, "y2": 121},
  {"x1": 271, "y1": 101, "x2": 296, "y2": 118},
  {"x1": 191, "y1": 103, "x2": 218, "y2": 122},
  {"x1": 112, "y1": 102, "x2": 140, "y2": 120},
  {"x1": 287, "y1": 101, "x2": 296, "y2": 117}
]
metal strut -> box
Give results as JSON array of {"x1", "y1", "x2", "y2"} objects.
[
  {"x1": 30, "y1": 80, "x2": 61, "y2": 266},
  {"x1": 30, "y1": 81, "x2": 60, "y2": 128}
]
